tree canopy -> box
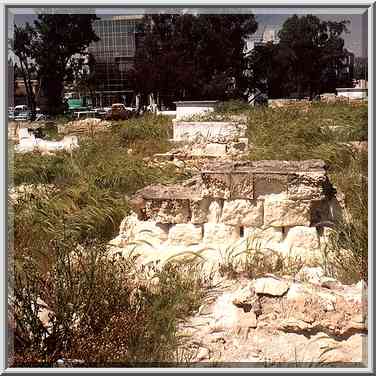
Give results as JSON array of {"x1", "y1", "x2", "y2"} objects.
[
  {"x1": 247, "y1": 15, "x2": 353, "y2": 99},
  {"x1": 127, "y1": 14, "x2": 258, "y2": 106},
  {"x1": 11, "y1": 14, "x2": 99, "y2": 115}
]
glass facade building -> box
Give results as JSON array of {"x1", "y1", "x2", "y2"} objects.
[{"x1": 88, "y1": 16, "x2": 143, "y2": 106}]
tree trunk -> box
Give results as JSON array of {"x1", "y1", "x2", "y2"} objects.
[{"x1": 19, "y1": 59, "x2": 37, "y2": 120}]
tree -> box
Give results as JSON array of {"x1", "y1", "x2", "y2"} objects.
[
  {"x1": 247, "y1": 15, "x2": 352, "y2": 99},
  {"x1": 127, "y1": 14, "x2": 257, "y2": 107},
  {"x1": 354, "y1": 57, "x2": 367, "y2": 80},
  {"x1": 31, "y1": 14, "x2": 99, "y2": 114},
  {"x1": 12, "y1": 24, "x2": 38, "y2": 119}
]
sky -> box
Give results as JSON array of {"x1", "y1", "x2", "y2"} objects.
[{"x1": 10, "y1": 8, "x2": 368, "y2": 57}]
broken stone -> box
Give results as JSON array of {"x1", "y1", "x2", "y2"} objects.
[
  {"x1": 221, "y1": 199, "x2": 263, "y2": 227},
  {"x1": 254, "y1": 276, "x2": 290, "y2": 296},
  {"x1": 204, "y1": 143, "x2": 227, "y2": 156},
  {"x1": 297, "y1": 266, "x2": 325, "y2": 284},
  {"x1": 203, "y1": 223, "x2": 239, "y2": 245},
  {"x1": 190, "y1": 198, "x2": 210, "y2": 224},
  {"x1": 231, "y1": 282, "x2": 256, "y2": 308},
  {"x1": 283, "y1": 226, "x2": 320, "y2": 254},
  {"x1": 287, "y1": 172, "x2": 329, "y2": 200},
  {"x1": 244, "y1": 226, "x2": 283, "y2": 251},
  {"x1": 201, "y1": 172, "x2": 231, "y2": 199},
  {"x1": 263, "y1": 194, "x2": 311, "y2": 227},
  {"x1": 167, "y1": 224, "x2": 203, "y2": 246},
  {"x1": 145, "y1": 199, "x2": 190, "y2": 223},
  {"x1": 206, "y1": 199, "x2": 223, "y2": 223},
  {"x1": 230, "y1": 172, "x2": 254, "y2": 199},
  {"x1": 254, "y1": 173, "x2": 288, "y2": 198},
  {"x1": 286, "y1": 282, "x2": 310, "y2": 301}
]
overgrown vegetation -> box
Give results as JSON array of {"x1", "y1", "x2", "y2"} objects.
[
  {"x1": 10, "y1": 102, "x2": 368, "y2": 366},
  {"x1": 10, "y1": 114, "x2": 199, "y2": 366},
  {"x1": 244, "y1": 102, "x2": 367, "y2": 282}
]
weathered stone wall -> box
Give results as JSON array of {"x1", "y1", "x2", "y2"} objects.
[
  {"x1": 172, "y1": 121, "x2": 246, "y2": 142},
  {"x1": 112, "y1": 160, "x2": 341, "y2": 264}
]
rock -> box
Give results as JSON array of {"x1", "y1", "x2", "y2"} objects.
[
  {"x1": 221, "y1": 199, "x2": 263, "y2": 227},
  {"x1": 190, "y1": 199, "x2": 209, "y2": 224},
  {"x1": 145, "y1": 199, "x2": 190, "y2": 224},
  {"x1": 173, "y1": 159, "x2": 185, "y2": 169},
  {"x1": 254, "y1": 276, "x2": 290, "y2": 296},
  {"x1": 205, "y1": 143, "x2": 227, "y2": 156},
  {"x1": 286, "y1": 282, "x2": 310, "y2": 301},
  {"x1": 320, "y1": 277, "x2": 342, "y2": 290},
  {"x1": 196, "y1": 347, "x2": 210, "y2": 361},
  {"x1": 283, "y1": 226, "x2": 320, "y2": 257},
  {"x1": 118, "y1": 214, "x2": 170, "y2": 245},
  {"x1": 236, "y1": 310, "x2": 258, "y2": 330},
  {"x1": 287, "y1": 172, "x2": 328, "y2": 200},
  {"x1": 297, "y1": 266, "x2": 325, "y2": 284},
  {"x1": 231, "y1": 283, "x2": 256, "y2": 308},
  {"x1": 277, "y1": 318, "x2": 312, "y2": 332},
  {"x1": 206, "y1": 199, "x2": 223, "y2": 223},
  {"x1": 263, "y1": 194, "x2": 311, "y2": 227},
  {"x1": 203, "y1": 223, "x2": 239, "y2": 245},
  {"x1": 167, "y1": 224, "x2": 203, "y2": 245},
  {"x1": 244, "y1": 226, "x2": 283, "y2": 251},
  {"x1": 210, "y1": 292, "x2": 258, "y2": 332}
]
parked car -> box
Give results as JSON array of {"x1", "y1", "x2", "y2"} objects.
[
  {"x1": 8, "y1": 110, "x2": 15, "y2": 120},
  {"x1": 105, "y1": 103, "x2": 133, "y2": 121},
  {"x1": 93, "y1": 107, "x2": 109, "y2": 119},
  {"x1": 14, "y1": 111, "x2": 31, "y2": 122},
  {"x1": 14, "y1": 105, "x2": 28, "y2": 115}
]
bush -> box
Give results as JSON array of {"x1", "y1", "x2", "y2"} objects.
[
  {"x1": 214, "y1": 99, "x2": 251, "y2": 114},
  {"x1": 11, "y1": 242, "x2": 207, "y2": 366}
]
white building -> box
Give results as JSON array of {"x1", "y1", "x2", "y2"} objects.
[{"x1": 244, "y1": 25, "x2": 280, "y2": 56}]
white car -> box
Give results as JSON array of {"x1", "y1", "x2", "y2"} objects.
[{"x1": 14, "y1": 105, "x2": 28, "y2": 112}]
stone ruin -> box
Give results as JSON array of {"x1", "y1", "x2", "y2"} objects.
[
  {"x1": 111, "y1": 159, "x2": 343, "y2": 265},
  {"x1": 154, "y1": 119, "x2": 249, "y2": 160}
]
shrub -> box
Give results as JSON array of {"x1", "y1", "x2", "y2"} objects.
[{"x1": 11, "y1": 242, "x2": 207, "y2": 366}]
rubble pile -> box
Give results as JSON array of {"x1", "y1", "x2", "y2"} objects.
[
  {"x1": 110, "y1": 159, "x2": 343, "y2": 265},
  {"x1": 177, "y1": 270, "x2": 367, "y2": 365},
  {"x1": 58, "y1": 118, "x2": 111, "y2": 136},
  {"x1": 14, "y1": 128, "x2": 78, "y2": 154}
]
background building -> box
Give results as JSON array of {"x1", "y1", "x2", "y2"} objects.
[
  {"x1": 88, "y1": 15, "x2": 143, "y2": 107},
  {"x1": 244, "y1": 25, "x2": 280, "y2": 55}
]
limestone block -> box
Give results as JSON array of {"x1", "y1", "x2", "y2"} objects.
[
  {"x1": 254, "y1": 173, "x2": 288, "y2": 198},
  {"x1": 201, "y1": 172, "x2": 231, "y2": 199},
  {"x1": 145, "y1": 199, "x2": 190, "y2": 223},
  {"x1": 190, "y1": 199, "x2": 210, "y2": 224},
  {"x1": 263, "y1": 193, "x2": 311, "y2": 227},
  {"x1": 204, "y1": 143, "x2": 227, "y2": 156},
  {"x1": 254, "y1": 277, "x2": 290, "y2": 296},
  {"x1": 221, "y1": 199, "x2": 263, "y2": 227},
  {"x1": 207, "y1": 199, "x2": 223, "y2": 223},
  {"x1": 287, "y1": 172, "x2": 328, "y2": 200},
  {"x1": 210, "y1": 292, "x2": 257, "y2": 332},
  {"x1": 131, "y1": 221, "x2": 170, "y2": 244},
  {"x1": 284, "y1": 226, "x2": 320, "y2": 253},
  {"x1": 227, "y1": 140, "x2": 248, "y2": 155},
  {"x1": 203, "y1": 223, "x2": 239, "y2": 244},
  {"x1": 167, "y1": 224, "x2": 203, "y2": 245},
  {"x1": 230, "y1": 172, "x2": 254, "y2": 199},
  {"x1": 244, "y1": 226, "x2": 283, "y2": 251},
  {"x1": 118, "y1": 213, "x2": 171, "y2": 246}
]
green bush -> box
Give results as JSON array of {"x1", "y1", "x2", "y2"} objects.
[{"x1": 118, "y1": 114, "x2": 172, "y2": 143}]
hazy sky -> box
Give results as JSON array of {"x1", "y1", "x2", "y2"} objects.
[{"x1": 11, "y1": 8, "x2": 368, "y2": 57}]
